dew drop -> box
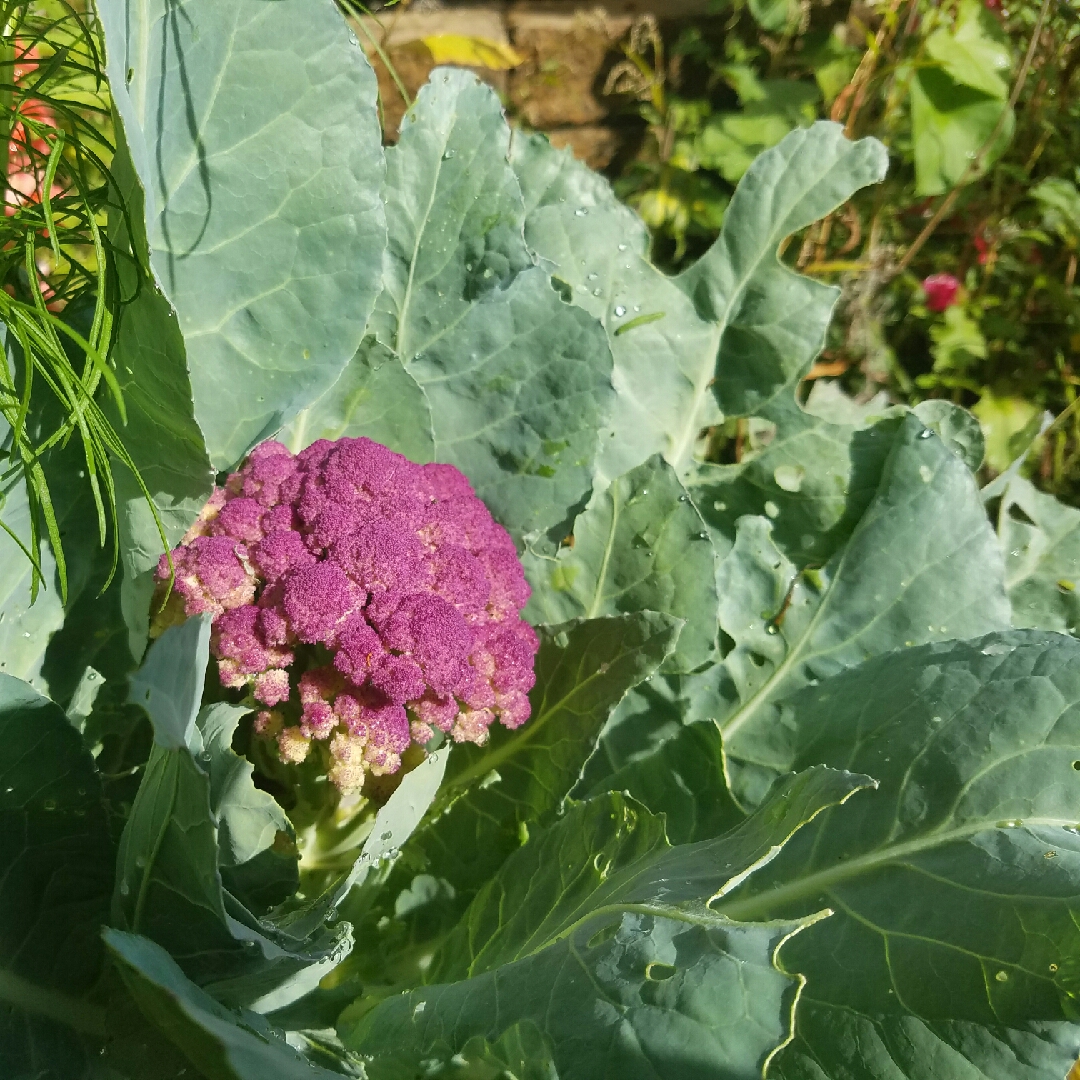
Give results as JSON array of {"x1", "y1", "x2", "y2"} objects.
[
  {"x1": 575, "y1": 207, "x2": 589, "y2": 217},
  {"x1": 919, "y1": 465, "x2": 933, "y2": 483},
  {"x1": 678, "y1": 494, "x2": 689, "y2": 503},
  {"x1": 618, "y1": 243, "x2": 628, "y2": 251},
  {"x1": 995, "y1": 970, "x2": 1008, "y2": 982},
  {"x1": 764, "y1": 500, "x2": 779, "y2": 519},
  {"x1": 696, "y1": 531, "x2": 709, "y2": 540},
  {"x1": 119, "y1": 881, "x2": 130, "y2": 896},
  {"x1": 42, "y1": 797, "x2": 56, "y2": 811},
  {"x1": 918, "y1": 428, "x2": 933, "y2": 439},
  {"x1": 765, "y1": 623, "x2": 779, "y2": 636},
  {"x1": 413, "y1": 1001, "x2": 426, "y2": 1018},
  {"x1": 614, "y1": 305, "x2": 627, "y2": 317},
  {"x1": 442, "y1": 148, "x2": 456, "y2": 160},
  {"x1": 773, "y1": 464, "x2": 804, "y2": 493},
  {"x1": 586, "y1": 272, "x2": 598, "y2": 281},
  {"x1": 931, "y1": 716, "x2": 943, "y2": 723},
  {"x1": 713, "y1": 501, "x2": 726, "y2": 512}
]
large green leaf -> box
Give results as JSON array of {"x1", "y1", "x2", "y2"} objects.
[
  {"x1": 106, "y1": 930, "x2": 345, "y2": 1080},
  {"x1": 774, "y1": 1006, "x2": 1080, "y2": 1080},
  {"x1": 341, "y1": 768, "x2": 874, "y2": 1079},
  {"x1": 581, "y1": 719, "x2": 744, "y2": 845},
  {"x1": 335, "y1": 613, "x2": 681, "y2": 1003},
  {"x1": 715, "y1": 413, "x2": 1011, "y2": 807},
  {"x1": 714, "y1": 631, "x2": 1080, "y2": 1041},
  {"x1": 0, "y1": 675, "x2": 112, "y2": 1078},
  {"x1": 405, "y1": 612, "x2": 681, "y2": 902},
  {"x1": 371, "y1": 69, "x2": 532, "y2": 360},
  {"x1": 511, "y1": 121, "x2": 888, "y2": 483},
  {"x1": 279, "y1": 338, "x2": 434, "y2": 462},
  {"x1": 106, "y1": 130, "x2": 216, "y2": 657},
  {"x1": 522, "y1": 456, "x2": 720, "y2": 672},
  {"x1": 991, "y1": 475, "x2": 1080, "y2": 635},
  {"x1": 358, "y1": 68, "x2": 613, "y2": 538},
  {"x1": 98, "y1": 0, "x2": 386, "y2": 469},
  {"x1": 115, "y1": 624, "x2": 345, "y2": 995}
]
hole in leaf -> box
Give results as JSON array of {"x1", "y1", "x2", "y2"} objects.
[
  {"x1": 718, "y1": 629, "x2": 736, "y2": 658},
  {"x1": 748, "y1": 652, "x2": 767, "y2": 668},
  {"x1": 645, "y1": 962, "x2": 677, "y2": 982},
  {"x1": 1007, "y1": 503, "x2": 1037, "y2": 527},
  {"x1": 1072, "y1": 761, "x2": 1080, "y2": 772}
]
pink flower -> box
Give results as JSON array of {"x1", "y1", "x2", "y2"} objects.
[{"x1": 922, "y1": 273, "x2": 961, "y2": 313}]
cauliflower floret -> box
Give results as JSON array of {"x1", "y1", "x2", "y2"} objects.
[{"x1": 157, "y1": 437, "x2": 539, "y2": 793}]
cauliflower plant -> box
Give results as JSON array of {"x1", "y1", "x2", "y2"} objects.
[{"x1": 158, "y1": 438, "x2": 539, "y2": 793}]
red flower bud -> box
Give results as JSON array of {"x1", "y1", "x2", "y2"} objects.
[{"x1": 922, "y1": 273, "x2": 960, "y2": 313}]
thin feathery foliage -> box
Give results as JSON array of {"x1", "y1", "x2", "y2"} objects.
[{"x1": 0, "y1": 0, "x2": 164, "y2": 603}]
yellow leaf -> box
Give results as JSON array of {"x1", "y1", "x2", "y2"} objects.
[{"x1": 422, "y1": 34, "x2": 524, "y2": 71}]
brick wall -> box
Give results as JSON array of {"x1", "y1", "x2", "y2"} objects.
[{"x1": 354, "y1": 2, "x2": 712, "y2": 169}]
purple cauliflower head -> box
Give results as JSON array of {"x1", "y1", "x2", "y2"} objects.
[{"x1": 157, "y1": 437, "x2": 539, "y2": 793}]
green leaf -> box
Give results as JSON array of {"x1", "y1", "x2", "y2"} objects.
[
  {"x1": 127, "y1": 615, "x2": 212, "y2": 752},
  {"x1": 0, "y1": 675, "x2": 112, "y2": 1075},
  {"x1": 112, "y1": 738, "x2": 237, "y2": 981},
  {"x1": 993, "y1": 475, "x2": 1080, "y2": 635},
  {"x1": 685, "y1": 409, "x2": 896, "y2": 570},
  {"x1": 200, "y1": 703, "x2": 299, "y2": 916},
  {"x1": 98, "y1": 0, "x2": 387, "y2": 469},
  {"x1": 413, "y1": 269, "x2": 614, "y2": 539},
  {"x1": 715, "y1": 413, "x2": 1011, "y2": 807},
  {"x1": 106, "y1": 930, "x2": 347, "y2": 1080},
  {"x1": 452, "y1": 1021, "x2": 560, "y2": 1080},
  {"x1": 581, "y1": 720, "x2": 744, "y2": 845},
  {"x1": 578, "y1": 667, "x2": 727, "y2": 794},
  {"x1": 913, "y1": 399, "x2": 985, "y2": 472},
  {"x1": 925, "y1": 0, "x2": 1012, "y2": 99},
  {"x1": 341, "y1": 768, "x2": 874, "y2": 1080},
  {"x1": 714, "y1": 631, "x2": 1080, "y2": 1031},
  {"x1": 910, "y1": 66, "x2": 1014, "y2": 196},
  {"x1": 406, "y1": 612, "x2": 681, "y2": 904},
  {"x1": 1032, "y1": 177, "x2": 1080, "y2": 244},
  {"x1": 0, "y1": 474, "x2": 69, "y2": 689},
  {"x1": 336, "y1": 613, "x2": 681, "y2": 1003},
  {"x1": 774, "y1": 1007, "x2": 1080, "y2": 1080},
  {"x1": 748, "y1": 0, "x2": 797, "y2": 32},
  {"x1": 279, "y1": 338, "x2": 434, "y2": 462},
  {"x1": 359, "y1": 67, "x2": 612, "y2": 538},
  {"x1": 695, "y1": 82, "x2": 820, "y2": 184},
  {"x1": 511, "y1": 122, "x2": 887, "y2": 485},
  {"x1": 106, "y1": 132, "x2": 215, "y2": 657},
  {"x1": 930, "y1": 305, "x2": 988, "y2": 374},
  {"x1": 116, "y1": 632, "x2": 345, "y2": 996},
  {"x1": 522, "y1": 456, "x2": 720, "y2": 672},
  {"x1": 371, "y1": 70, "x2": 532, "y2": 363}
]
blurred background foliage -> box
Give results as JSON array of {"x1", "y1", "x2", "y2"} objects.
[{"x1": 593, "y1": 0, "x2": 1080, "y2": 497}]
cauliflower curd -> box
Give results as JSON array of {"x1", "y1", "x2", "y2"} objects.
[{"x1": 158, "y1": 437, "x2": 539, "y2": 792}]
